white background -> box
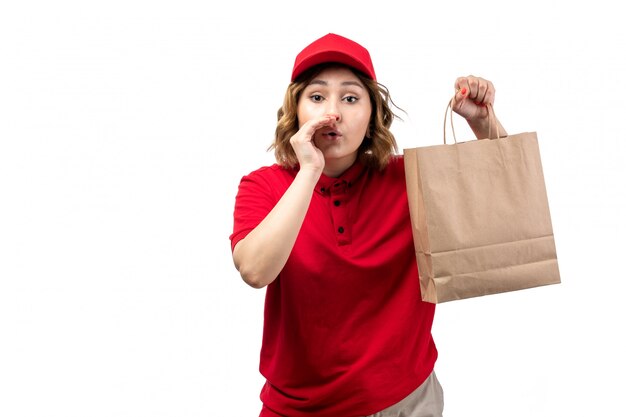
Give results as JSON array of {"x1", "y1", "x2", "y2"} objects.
[{"x1": 1, "y1": 0, "x2": 624, "y2": 416}]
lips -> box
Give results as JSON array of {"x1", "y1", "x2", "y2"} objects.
[{"x1": 319, "y1": 129, "x2": 342, "y2": 140}]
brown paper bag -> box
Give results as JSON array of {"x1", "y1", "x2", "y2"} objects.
[{"x1": 404, "y1": 102, "x2": 560, "y2": 303}]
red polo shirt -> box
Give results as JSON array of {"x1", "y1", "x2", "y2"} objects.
[{"x1": 230, "y1": 156, "x2": 437, "y2": 417}]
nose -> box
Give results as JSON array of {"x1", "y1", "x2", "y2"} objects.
[
  {"x1": 327, "y1": 112, "x2": 340, "y2": 123},
  {"x1": 326, "y1": 105, "x2": 340, "y2": 123}
]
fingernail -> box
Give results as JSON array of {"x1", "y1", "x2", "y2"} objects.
[{"x1": 461, "y1": 88, "x2": 467, "y2": 95}]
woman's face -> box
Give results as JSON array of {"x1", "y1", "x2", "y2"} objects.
[{"x1": 297, "y1": 66, "x2": 372, "y2": 175}]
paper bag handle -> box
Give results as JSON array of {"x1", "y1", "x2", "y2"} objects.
[{"x1": 443, "y1": 98, "x2": 500, "y2": 144}]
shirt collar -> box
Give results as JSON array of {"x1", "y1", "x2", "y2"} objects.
[{"x1": 315, "y1": 161, "x2": 366, "y2": 195}]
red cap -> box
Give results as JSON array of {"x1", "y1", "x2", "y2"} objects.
[{"x1": 291, "y1": 33, "x2": 376, "y2": 81}]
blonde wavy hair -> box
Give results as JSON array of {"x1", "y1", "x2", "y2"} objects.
[{"x1": 269, "y1": 63, "x2": 400, "y2": 171}]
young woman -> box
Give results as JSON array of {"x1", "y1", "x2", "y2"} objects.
[{"x1": 230, "y1": 33, "x2": 507, "y2": 417}]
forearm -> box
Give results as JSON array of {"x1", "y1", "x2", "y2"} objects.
[{"x1": 233, "y1": 168, "x2": 320, "y2": 288}]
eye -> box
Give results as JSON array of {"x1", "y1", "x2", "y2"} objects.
[
  {"x1": 343, "y1": 95, "x2": 359, "y2": 103},
  {"x1": 310, "y1": 94, "x2": 324, "y2": 102}
]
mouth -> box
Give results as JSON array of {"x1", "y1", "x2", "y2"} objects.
[{"x1": 319, "y1": 129, "x2": 342, "y2": 140}]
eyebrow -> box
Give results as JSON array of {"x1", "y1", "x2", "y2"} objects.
[{"x1": 308, "y1": 79, "x2": 365, "y2": 89}]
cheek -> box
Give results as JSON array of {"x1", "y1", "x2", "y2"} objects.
[
  {"x1": 296, "y1": 103, "x2": 315, "y2": 128},
  {"x1": 297, "y1": 98, "x2": 327, "y2": 121},
  {"x1": 356, "y1": 110, "x2": 372, "y2": 134}
]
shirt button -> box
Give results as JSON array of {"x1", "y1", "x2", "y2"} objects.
[
  {"x1": 338, "y1": 226, "x2": 344, "y2": 234},
  {"x1": 334, "y1": 200, "x2": 341, "y2": 206}
]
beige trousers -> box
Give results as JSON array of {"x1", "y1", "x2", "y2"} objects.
[{"x1": 364, "y1": 371, "x2": 444, "y2": 417}]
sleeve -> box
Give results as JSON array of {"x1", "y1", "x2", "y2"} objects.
[{"x1": 229, "y1": 168, "x2": 279, "y2": 252}]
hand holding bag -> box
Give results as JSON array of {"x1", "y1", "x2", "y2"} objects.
[{"x1": 403, "y1": 100, "x2": 561, "y2": 303}]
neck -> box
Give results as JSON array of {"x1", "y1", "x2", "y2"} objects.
[{"x1": 322, "y1": 155, "x2": 358, "y2": 178}]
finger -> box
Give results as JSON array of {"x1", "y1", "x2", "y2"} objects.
[
  {"x1": 294, "y1": 115, "x2": 338, "y2": 142},
  {"x1": 482, "y1": 81, "x2": 495, "y2": 106},
  {"x1": 474, "y1": 78, "x2": 488, "y2": 104},
  {"x1": 464, "y1": 75, "x2": 482, "y2": 101},
  {"x1": 310, "y1": 114, "x2": 338, "y2": 133},
  {"x1": 305, "y1": 115, "x2": 337, "y2": 131},
  {"x1": 454, "y1": 77, "x2": 470, "y2": 101}
]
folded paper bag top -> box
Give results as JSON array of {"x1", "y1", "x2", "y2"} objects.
[{"x1": 403, "y1": 102, "x2": 560, "y2": 303}]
